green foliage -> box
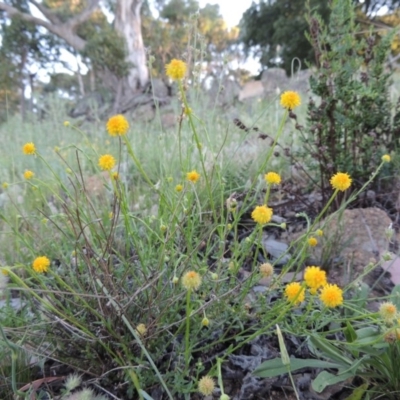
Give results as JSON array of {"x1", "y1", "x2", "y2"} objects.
[
  {"x1": 239, "y1": 0, "x2": 331, "y2": 74},
  {"x1": 0, "y1": 4, "x2": 61, "y2": 121},
  {"x1": 82, "y1": 27, "x2": 130, "y2": 78},
  {"x1": 299, "y1": 0, "x2": 400, "y2": 193},
  {"x1": 142, "y1": 0, "x2": 239, "y2": 77},
  {"x1": 239, "y1": 0, "x2": 400, "y2": 74},
  {"x1": 254, "y1": 288, "x2": 400, "y2": 399}
]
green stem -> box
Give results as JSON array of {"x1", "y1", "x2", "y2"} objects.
[
  {"x1": 96, "y1": 279, "x2": 174, "y2": 400},
  {"x1": 185, "y1": 288, "x2": 192, "y2": 369},
  {"x1": 178, "y1": 81, "x2": 215, "y2": 216}
]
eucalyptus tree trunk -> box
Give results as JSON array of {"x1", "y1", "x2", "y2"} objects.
[
  {"x1": 0, "y1": 0, "x2": 149, "y2": 92},
  {"x1": 114, "y1": 0, "x2": 149, "y2": 91}
]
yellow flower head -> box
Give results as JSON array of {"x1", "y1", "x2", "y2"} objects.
[
  {"x1": 319, "y1": 284, "x2": 343, "y2": 308},
  {"x1": 308, "y1": 237, "x2": 318, "y2": 247},
  {"x1": 284, "y1": 282, "x2": 305, "y2": 304},
  {"x1": 259, "y1": 262, "x2": 274, "y2": 278},
  {"x1": 23, "y1": 142, "x2": 36, "y2": 155},
  {"x1": 201, "y1": 317, "x2": 210, "y2": 327},
  {"x1": 2, "y1": 182, "x2": 9, "y2": 189},
  {"x1": 32, "y1": 256, "x2": 50, "y2": 273},
  {"x1": 182, "y1": 270, "x2": 202, "y2": 291},
  {"x1": 382, "y1": 154, "x2": 391, "y2": 163},
  {"x1": 175, "y1": 184, "x2": 183, "y2": 192},
  {"x1": 186, "y1": 170, "x2": 200, "y2": 183},
  {"x1": 136, "y1": 323, "x2": 147, "y2": 336},
  {"x1": 316, "y1": 229, "x2": 323, "y2": 237},
  {"x1": 23, "y1": 170, "x2": 34, "y2": 180},
  {"x1": 330, "y1": 172, "x2": 352, "y2": 191},
  {"x1": 280, "y1": 91, "x2": 301, "y2": 110},
  {"x1": 98, "y1": 154, "x2": 116, "y2": 171},
  {"x1": 380, "y1": 301, "x2": 397, "y2": 321},
  {"x1": 198, "y1": 375, "x2": 215, "y2": 396},
  {"x1": 165, "y1": 59, "x2": 187, "y2": 81},
  {"x1": 251, "y1": 205, "x2": 273, "y2": 225},
  {"x1": 264, "y1": 172, "x2": 281, "y2": 185},
  {"x1": 304, "y1": 266, "x2": 327, "y2": 294},
  {"x1": 106, "y1": 114, "x2": 129, "y2": 136},
  {"x1": 63, "y1": 121, "x2": 70, "y2": 127}
]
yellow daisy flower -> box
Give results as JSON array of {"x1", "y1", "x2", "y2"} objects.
[
  {"x1": 304, "y1": 266, "x2": 327, "y2": 294},
  {"x1": 380, "y1": 302, "x2": 397, "y2": 321},
  {"x1": 251, "y1": 205, "x2": 273, "y2": 225},
  {"x1": 23, "y1": 170, "x2": 34, "y2": 180},
  {"x1": 319, "y1": 284, "x2": 343, "y2": 308},
  {"x1": 330, "y1": 172, "x2": 352, "y2": 191},
  {"x1": 182, "y1": 271, "x2": 202, "y2": 291},
  {"x1": 32, "y1": 256, "x2": 50, "y2": 273},
  {"x1": 264, "y1": 172, "x2": 281, "y2": 185},
  {"x1": 98, "y1": 154, "x2": 116, "y2": 171},
  {"x1": 136, "y1": 323, "x2": 147, "y2": 336},
  {"x1": 284, "y1": 282, "x2": 305, "y2": 304},
  {"x1": 23, "y1": 142, "x2": 36, "y2": 155},
  {"x1": 382, "y1": 154, "x2": 391, "y2": 163},
  {"x1": 106, "y1": 114, "x2": 129, "y2": 136},
  {"x1": 308, "y1": 237, "x2": 318, "y2": 247},
  {"x1": 280, "y1": 91, "x2": 301, "y2": 110},
  {"x1": 165, "y1": 59, "x2": 187, "y2": 81},
  {"x1": 186, "y1": 170, "x2": 200, "y2": 183}
]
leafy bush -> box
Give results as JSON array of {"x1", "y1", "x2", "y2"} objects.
[{"x1": 298, "y1": 0, "x2": 400, "y2": 197}]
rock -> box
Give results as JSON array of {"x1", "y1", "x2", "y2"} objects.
[
  {"x1": 291, "y1": 207, "x2": 394, "y2": 287},
  {"x1": 238, "y1": 80, "x2": 264, "y2": 101},
  {"x1": 262, "y1": 236, "x2": 291, "y2": 265},
  {"x1": 289, "y1": 69, "x2": 312, "y2": 94},
  {"x1": 68, "y1": 91, "x2": 107, "y2": 119},
  {"x1": 208, "y1": 77, "x2": 241, "y2": 106},
  {"x1": 261, "y1": 68, "x2": 289, "y2": 95},
  {"x1": 131, "y1": 102, "x2": 155, "y2": 122},
  {"x1": 144, "y1": 78, "x2": 170, "y2": 98}
]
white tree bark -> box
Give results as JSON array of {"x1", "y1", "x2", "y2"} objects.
[
  {"x1": 0, "y1": 0, "x2": 149, "y2": 93},
  {"x1": 114, "y1": 0, "x2": 148, "y2": 90}
]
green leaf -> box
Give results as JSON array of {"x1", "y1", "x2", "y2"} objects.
[
  {"x1": 344, "y1": 321, "x2": 357, "y2": 343},
  {"x1": 139, "y1": 390, "x2": 155, "y2": 400},
  {"x1": 312, "y1": 370, "x2": 355, "y2": 393},
  {"x1": 391, "y1": 285, "x2": 400, "y2": 310},
  {"x1": 253, "y1": 358, "x2": 342, "y2": 378},
  {"x1": 276, "y1": 325, "x2": 290, "y2": 365},
  {"x1": 355, "y1": 327, "x2": 381, "y2": 340},
  {"x1": 343, "y1": 383, "x2": 368, "y2": 400},
  {"x1": 310, "y1": 335, "x2": 352, "y2": 366}
]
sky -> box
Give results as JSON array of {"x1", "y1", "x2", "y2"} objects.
[{"x1": 198, "y1": 0, "x2": 254, "y2": 28}]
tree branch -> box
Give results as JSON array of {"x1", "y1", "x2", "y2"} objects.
[
  {"x1": 0, "y1": 0, "x2": 101, "y2": 52},
  {"x1": 0, "y1": 2, "x2": 55, "y2": 30},
  {"x1": 68, "y1": 0, "x2": 101, "y2": 30},
  {"x1": 29, "y1": 0, "x2": 61, "y2": 25}
]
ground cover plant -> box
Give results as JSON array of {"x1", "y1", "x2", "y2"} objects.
[{"x1": 1, "y1": 1, "x2": 400, "y2": 399}]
